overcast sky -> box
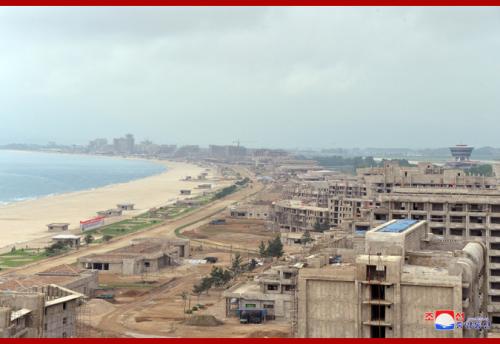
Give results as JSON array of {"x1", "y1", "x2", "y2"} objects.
[{"x1": 0, "y1": 7, "x2": 499, "y2": 149}]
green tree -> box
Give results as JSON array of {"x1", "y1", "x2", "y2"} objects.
[
  {"x1": 193, "y1": 283, "x2": 204, "y2": 304},
  {"x1": 313, "y1": 220, "x2": 329, "y2": 232},
  {"x1": 230, "y1": 253, "x2": 243, "y2": 275},
  {"x1": 301, "y1": 230, "x2": 313, "y2": 245},
  {"x1": 45, "y1": 241, "x2": 68, "y2": 257},
  {"x1": 267, "y1": 235, "x2": 284, "y2": 258},
  {"x1": 200, "y1": 276, "x2": 213, "y2": 295},
  {"x1": 180, "y1": 291, "x2": 188, "y2": 315},
  {"x1": 103, "y1": 234, "x2": 113, "y2": 242},
  {"x1": 258, "y1": 241, "x2": 267, "y2": 257},
  {"x1": 84, "y1": 234, "x2": 94, "y2": 245}
]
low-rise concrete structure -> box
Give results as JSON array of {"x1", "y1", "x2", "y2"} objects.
[
  {"x1": 96, "y1": 208, "x2": 123, "y2": 217},
  {"x1": 78, "y1": 238, "x2": 190, "y2": 275},
  {"x1": 229, "y1": 204, "x2": 270, "y2": 220},
  {"x1": 46, "y1": 223, "x2": 69, "y2": 232},
  {"x1": 116, "y1": 203, "x2": 134, "y2": 211},
  {"x1": 51, "y1": 235, "x2": 81, "y2": 249},
  {"x1": 223, "y1": 265, "x2": 298, "y2": 321}
]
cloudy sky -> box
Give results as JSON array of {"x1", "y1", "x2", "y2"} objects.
[{"x1": 0, "y1": 7, "x2": 499, "y2": 149}]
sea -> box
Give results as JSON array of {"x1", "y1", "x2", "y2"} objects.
[{"x1": 0, "y1": 150, "x2": 166, "y2": 206}]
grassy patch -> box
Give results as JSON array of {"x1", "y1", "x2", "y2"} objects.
[
  {"x1": 0, "y1": 249, "x2": 48, "y2": 268},
  {"x1": 85, "y1": 218, "x2": 162, "y2": 239}
]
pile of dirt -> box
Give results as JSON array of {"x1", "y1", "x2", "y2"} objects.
[
  {"x1": 120, "y1": 289, "x2": 147, "y2": 297},
  {"x1": 87, "y1": 299, "x2": 117, "y2": 316},
  {"x1": 183, "y1": 315, "x2": 223, "y2": 327}
]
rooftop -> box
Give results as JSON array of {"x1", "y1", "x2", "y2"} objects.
[
  {"x1": 52, "y1": 234, "x2": 80, "y2": 240},
  {"x1": 376, "y1": 219, "x2": 418, "y2": 233}
]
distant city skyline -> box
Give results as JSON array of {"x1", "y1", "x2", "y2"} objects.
[{"x1": 1, "y1": 7, "x2": 499, "y2": 148}]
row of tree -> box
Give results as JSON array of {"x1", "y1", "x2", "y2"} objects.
[{"x1": 191, "y1": 253, "x2": 257, "y2": 300}]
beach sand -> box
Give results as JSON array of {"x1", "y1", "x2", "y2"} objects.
[{"x1": 0, "y1": 160, "x2": 218, "y2": 249}]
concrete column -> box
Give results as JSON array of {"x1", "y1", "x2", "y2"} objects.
[{"x1": 393, "y1": 283, "x2": 401, "y2": 337}]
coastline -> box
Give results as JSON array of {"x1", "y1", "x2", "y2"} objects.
[{"x1": 0, "y1": 158, "x2": 214, "y2": 249}]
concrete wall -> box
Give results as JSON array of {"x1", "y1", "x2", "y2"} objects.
[
  {"x1": 299, "y1": 279, "x2": 357, "y2": 337},
  {"x1": 63, "y1": 272, "x2": 99, "y2": 297},
  {"x1": 400, "y1": 285, "x2": 458, "y2": 338},
  {"x1": 0, "y1": 292, "x2": 44, "y2": 337},
  {"x1": 44, "y1": 300, "x2": 78, "y2": 338}
]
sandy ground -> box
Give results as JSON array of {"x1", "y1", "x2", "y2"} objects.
[
  {"x1": 88, "y1": 248, "x2": 290, "y2": 338},
  {"x1": 0, "y1": 174, "x2": 262, "y2": 277},
  {"x1": 0, "y1": 160, "x2": 212, "y2": 250},
  {"x1": 183, "y1": 218, "x2": 276, "y2": 251}
]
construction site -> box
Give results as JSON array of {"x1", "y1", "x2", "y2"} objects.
[{"x1": 2, "y1": 151, "x2": 500, "y2": 338}]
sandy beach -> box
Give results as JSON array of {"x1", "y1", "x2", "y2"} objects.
[{"x1": 0, "y1": 160, "x2": 216, "y2": 249}]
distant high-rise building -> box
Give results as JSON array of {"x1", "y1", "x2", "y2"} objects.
[
  {"x1": 113, "y1": 134, "x2": 135, "y2": 154},
  {"x1": 87, "y1": 138, "x2": 108, "y2": 153}
]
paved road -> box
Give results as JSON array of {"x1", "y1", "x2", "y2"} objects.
[{"x1": 1, "y1": 172, "x2": 264, "y2": 276}]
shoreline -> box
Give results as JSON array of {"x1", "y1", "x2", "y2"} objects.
[
  {"x1": 0, "y1": 149, "x2": 169, "y2": 207},
  {"x1": 0, "y1": 157, "x2": 216, "y2": 250}
]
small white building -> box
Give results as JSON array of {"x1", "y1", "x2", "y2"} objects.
[
  {"x1": 46, "y1": 223, "x2": 70, "y2": 232},
  {"x1": 117, "y1": 203, "x2": 134, "y2": 211},
  {"x1": 97, "y1": 208, "x2": 123, "y2": 217},
  {"x1": 52, "y1": 234, "x2": 81, "y2": 248}
]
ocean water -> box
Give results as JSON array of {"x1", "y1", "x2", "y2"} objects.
[{"x1": 0, "y1": 150, "x2": 166, "y2": 205}]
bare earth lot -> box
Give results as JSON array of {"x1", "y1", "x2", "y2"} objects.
[{"x1": 88, "y1": 248, "x2": 290, "y2": 338}]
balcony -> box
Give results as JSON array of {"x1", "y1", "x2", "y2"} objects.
[
  {"x1": 362, "y1": 321, "x2": 392, "y2": 327},
  {"x1": 362, "y1": 300, "x2": 392, "y2": 306}
]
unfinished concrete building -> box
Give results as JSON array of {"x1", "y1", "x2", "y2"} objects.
[
  {"x1": 297, "y1": 220, "x2": 486, "y2": 338},
  {"x1": 0, "y1": 284, "x2": 84, "y2": 338},
  {"x1": 273, "y1": 200, "x2": 329, "y2": 232},
  {"x1": 77, "y1": 238, "x2": 189, "y2": 275},
  {"x1": 276, "y1": 161, "x2": 500, "y2": 330},
  {"x1": 229, "y1": 204, "x2": 270, "y2": 220},
  {"x1": 223, "y1": 265, "x2": 298, "y2": 321},
  {"x1": 0, "y1": 264, "x2": 98, "y2": 298},
  {"x1": 282, "y1": 181, "x2": 330, "y2": 208}
]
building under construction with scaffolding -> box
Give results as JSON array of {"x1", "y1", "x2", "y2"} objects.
[
  {"x1": 0, "y1": 264, "x2": 96, "y2": 338},
  {"x1": 296, "y1": 219, "x2": 486, "y2": 338},
  {"x1": 0, "y1": 284, "x2": 89, "y2": 338}
]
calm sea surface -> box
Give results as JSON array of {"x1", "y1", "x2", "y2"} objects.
[{"x1": 0, "y1": 150, "x2": 166, "y2": 205}]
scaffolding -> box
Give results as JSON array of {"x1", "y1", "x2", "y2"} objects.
[
  {"x1": 290, "y1": 274, "x2": 299, "y2": 337},
  {"x1": 75, "y1": 298, "x2": 91, "y2": 338}
]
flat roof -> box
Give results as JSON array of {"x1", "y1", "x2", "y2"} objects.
[
  {"x1": 376, "y1": 219, "x2": 418, "y2": 233},
  {"x1": 52, "y1": 234, "x2": 80, "y2": 240},
  {"x1": 47, "y1": 223, "x2": 69, "y2": 226}
]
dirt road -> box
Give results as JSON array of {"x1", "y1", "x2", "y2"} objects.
[{"x1": 1, "y1": 174, "x2": 264, "y2": 276}]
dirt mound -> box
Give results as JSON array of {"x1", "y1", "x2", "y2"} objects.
[
  {"x1": 183, "y1": 315, "x2": 223, "y2": 327},
  {"x1": 246, "y1": 330, "x2": 289, "y2": 338},
  {"x1": 86, "y1": 299, "x2": 117, "y2": 316},
  {"x1": 120, "y1": 289, "x2": 147, "y2": 297}
]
